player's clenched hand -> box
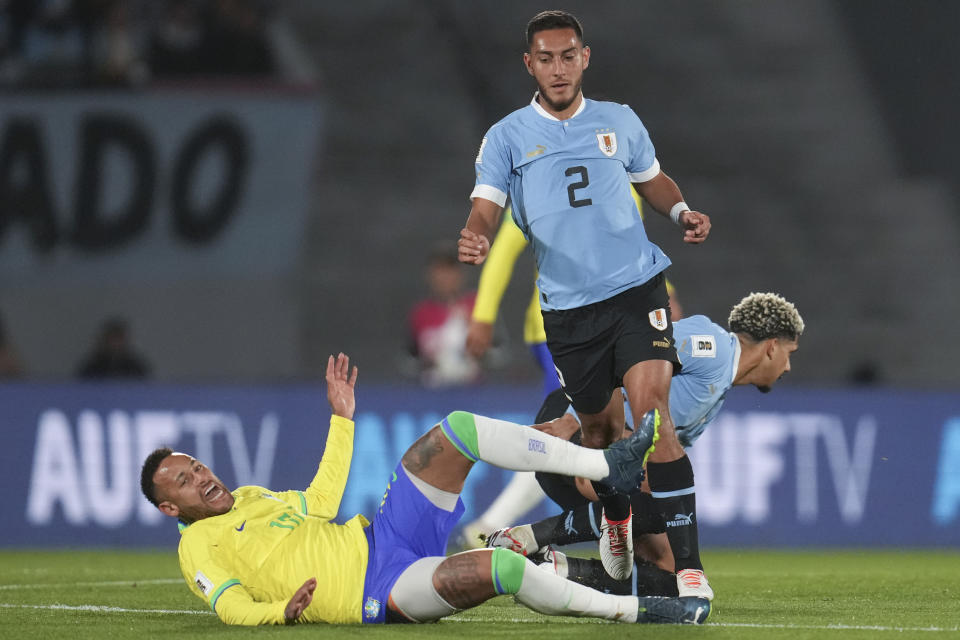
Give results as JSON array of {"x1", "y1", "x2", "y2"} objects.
[
  {"x1": 458, "y1": 228, "x2": 490, "y2": 265},
  {"x1": 326, "y1": 353, "x2": 358, "y2": 420},
  {"x1": 679, "y1": 210, "x2": 711, "y2": 244},
  {"x1": 284, "y1": 577, "x2": 316, "y2": 623},
  {"x1": 465, "y1": 320, "x2": 494, "y2": 358}
]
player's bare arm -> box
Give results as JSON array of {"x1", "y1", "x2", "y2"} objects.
[
  {"x1": 326, "y1": 353, "x2": 358, "y2": 420},
  {"x1": 632, "y1": 172, "x2": 711, "y2": 244},
  {"x1": 459, "y1": 198, "x2": 503, "y2": 265}
]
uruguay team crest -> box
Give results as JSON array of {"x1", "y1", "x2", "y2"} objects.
[
  {"x1": 648, "y1": 308, "x2": 668, "y2": 331},
  {"x1": 597, "y1": 131, "x2": 617, "y2": 156}
]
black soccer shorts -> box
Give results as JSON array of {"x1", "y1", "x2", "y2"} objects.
[{"x1": 542, "y1": 272, "x2": 680, "y2": 415}]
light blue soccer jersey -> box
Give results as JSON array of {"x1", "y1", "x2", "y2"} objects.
[
  {"x1": 471, "y1": 95, "x2": 671, "y2": 311},
  {"x1": 566, "y1": 315, "x2": 740, "y2": 447}
]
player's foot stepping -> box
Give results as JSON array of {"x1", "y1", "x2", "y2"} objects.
[
  {"x1": 599, "y1": 508, "x2": 634, "y2": 580},
  {"x1": 677, "y1": 568, "x2": 715, "y2": 601}
]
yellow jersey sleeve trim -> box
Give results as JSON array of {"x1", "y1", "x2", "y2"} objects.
[
  {"x1": 296, "y1": 490, "x2": 307, "y2": 515},
  {"x1": 210, "y1": 579, "x2": 241, "y2": 612},
  {"x1": 212, "y1": 581, "x2": 288, "y2": 625}
]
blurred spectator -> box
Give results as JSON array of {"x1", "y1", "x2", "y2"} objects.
[
  {"x1": 147, "y1": 0, "x2": 208, "y2": 76},
  {"x1": 205, "y1": 0, "x2": 275, "y2": 76},
  {"x1": 0, "y1": 0, "x2": 279, "y2": 86},
  {"x1": 405, "y1": 248, "x2": 480, "y2": 387},
  {"x1": 89, "y1": 0, "x2": 148, "y2": 85},
  {"x1": 0, "y1": 312, "x2": 25, "y2": 378},
  {"x1": 77, "y1": 317, "x2": 151, "y2": 379}
]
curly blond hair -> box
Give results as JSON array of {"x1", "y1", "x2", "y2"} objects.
[{"x1": 728, "y1": 293, "x2": 804, "y2": 342}]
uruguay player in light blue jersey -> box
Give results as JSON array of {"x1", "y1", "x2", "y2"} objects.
[
  {"x1": 457, "y1": 10, "x2": 712, "y2": 596},
  {"x1": 484, "y1": 293, "x2": 805, "y2": 598}
]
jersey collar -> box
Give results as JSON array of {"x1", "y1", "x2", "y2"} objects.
[
  {"x1": 530, "y1": 91, "x2": 586, "y2": 121},
  {"x1": 730, "y1": 335, "x2": 742, "y2": 386}
]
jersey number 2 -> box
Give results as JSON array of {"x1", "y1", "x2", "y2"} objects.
[{"x1": 565, "y1": 166, "x2": 592, "y2": 208}]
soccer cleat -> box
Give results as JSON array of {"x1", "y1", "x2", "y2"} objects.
[
  {"x1": 482, "y1": 524, "x2": 538, "y2": 556},
  {"x1": 598, "y1": 508, "x2": 634, "y2": 580},
  {"x1": 601, "y1": 410, "x2": 660, "y2": 493},
  {"x1": 635, "y1": 596, "x2": 710, "y2": 624},
  {"x1": 676, "y1": 568, "x2": 715, "y2": 601},
  {"x1": 531, "y1": 547, "x2": 569, "y2": 578}
]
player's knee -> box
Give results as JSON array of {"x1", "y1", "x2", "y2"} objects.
[
  {"x1": 440, "y1": 411, "x2": 481, "y2": 462},
  {"x1": 490, "y1": 547, "x2": 527, "y2": 595}
]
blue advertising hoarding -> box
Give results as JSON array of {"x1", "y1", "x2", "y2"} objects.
[{"x1": 0, "y1": 382, "x2": 957, "y2": 549}]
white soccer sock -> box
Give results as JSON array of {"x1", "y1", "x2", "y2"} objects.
[
  {"x1": 515, "y1": 558, "x2": 638, "y2": 622},
  {"x1": 477, "y1": 471, "x2": 546, "y2": 529},
  {"x1": 471, "y1": 415, "x2": 609, "y2": 481}
]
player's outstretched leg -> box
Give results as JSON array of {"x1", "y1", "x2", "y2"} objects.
[
  {"x1": 434, "y1": 411, "x2": 656, "y2": 493},
  {"x1": 387, "y1": 548, "x2": 708, "y2": 624}
]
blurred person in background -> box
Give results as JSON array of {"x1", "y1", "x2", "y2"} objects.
[
  {"x1": 76, "y1": 316, "x2": 151, "y2": 379},
  {"x1": 405, "y1": 248, "x2": 481, "y2": 387},
  {"x1": 0, "y1": 312, "x2": 25, "y2": 378}
]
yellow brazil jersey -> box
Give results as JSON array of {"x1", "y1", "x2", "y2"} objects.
[
  {"x1": 177, "y1": 415, "x2": 370, "y2": 625},
  {"x1": 472, "y1": 192, "x2": 674, "y2": 343}
]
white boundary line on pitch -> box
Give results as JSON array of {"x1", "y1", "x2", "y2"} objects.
[
  {"x1": 446, "y1": 616, "x2": 960, "y2": 632},
  {"x1": 2, "y1": 603, "x2": 957, "y2": 632},
  {"x1": 0, "y1": 603, "x2": 211, "y2": 615},
  {"x1": 0, "y1": 578, "x2": 183, "y2": 590}
]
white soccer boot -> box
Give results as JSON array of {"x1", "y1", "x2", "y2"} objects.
[
  {"x1": 483, "y1": 524, "x2": 538, "y2": 556},
  {"x1": 676, "y1": 568, "x2": 714, "y2": 601},
  {"x1": 598, "y1": 508, "x2": 633, "y2": 580}
]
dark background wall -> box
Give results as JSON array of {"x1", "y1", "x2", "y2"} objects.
[{"x1": 2, "y1": 0, "x2": 958, "y2": 391}]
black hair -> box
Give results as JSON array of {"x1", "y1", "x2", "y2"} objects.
[
  {"x1": 141, "y1": 447, "x2": 174, "y2": 507},
  {"x1": 526, "y1": 10, "x2": 584, "y2": 48}
]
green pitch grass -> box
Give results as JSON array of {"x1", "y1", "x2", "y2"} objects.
[{"x1": 1, "y1": 549, "x2": 957, "y2": 639}]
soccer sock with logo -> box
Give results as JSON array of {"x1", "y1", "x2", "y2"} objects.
[
  {"x1": 530, "y1": 501, "x2": 604, "y2": 548},
  {"x1": 647, "y1": 456, "x2": 702, "y2": 572},
  {"x1": 441, "y1": 412, "x2": 609, "y2": 480}
]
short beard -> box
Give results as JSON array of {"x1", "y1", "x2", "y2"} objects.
[
  {"x1": 757, "y1": 385, "x2": 772, "y2": 394},
  {"x1": 537, "y1": 79, "x2": 582, "y2": 113}
]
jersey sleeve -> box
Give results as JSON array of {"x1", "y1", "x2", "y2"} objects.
[
  {"x1": 472, "y1": 212, "x2": 529, "y2": 324},
  {"x1": 470, "y1": 124, "x2": 512, "y2": 207},
  {"x1": 179, "y1": 532, "x2": 287, "y2": 625},
  {"x1": 300, "y1": 414, "x2": 355, "y2": 520},
  {"x1": 622, "y1": 107, "x2": 660, "y2": 183}
]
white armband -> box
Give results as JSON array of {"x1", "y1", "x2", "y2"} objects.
[{"x1": 669, "y1": 201, "x2": 690, "y2": 225}]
